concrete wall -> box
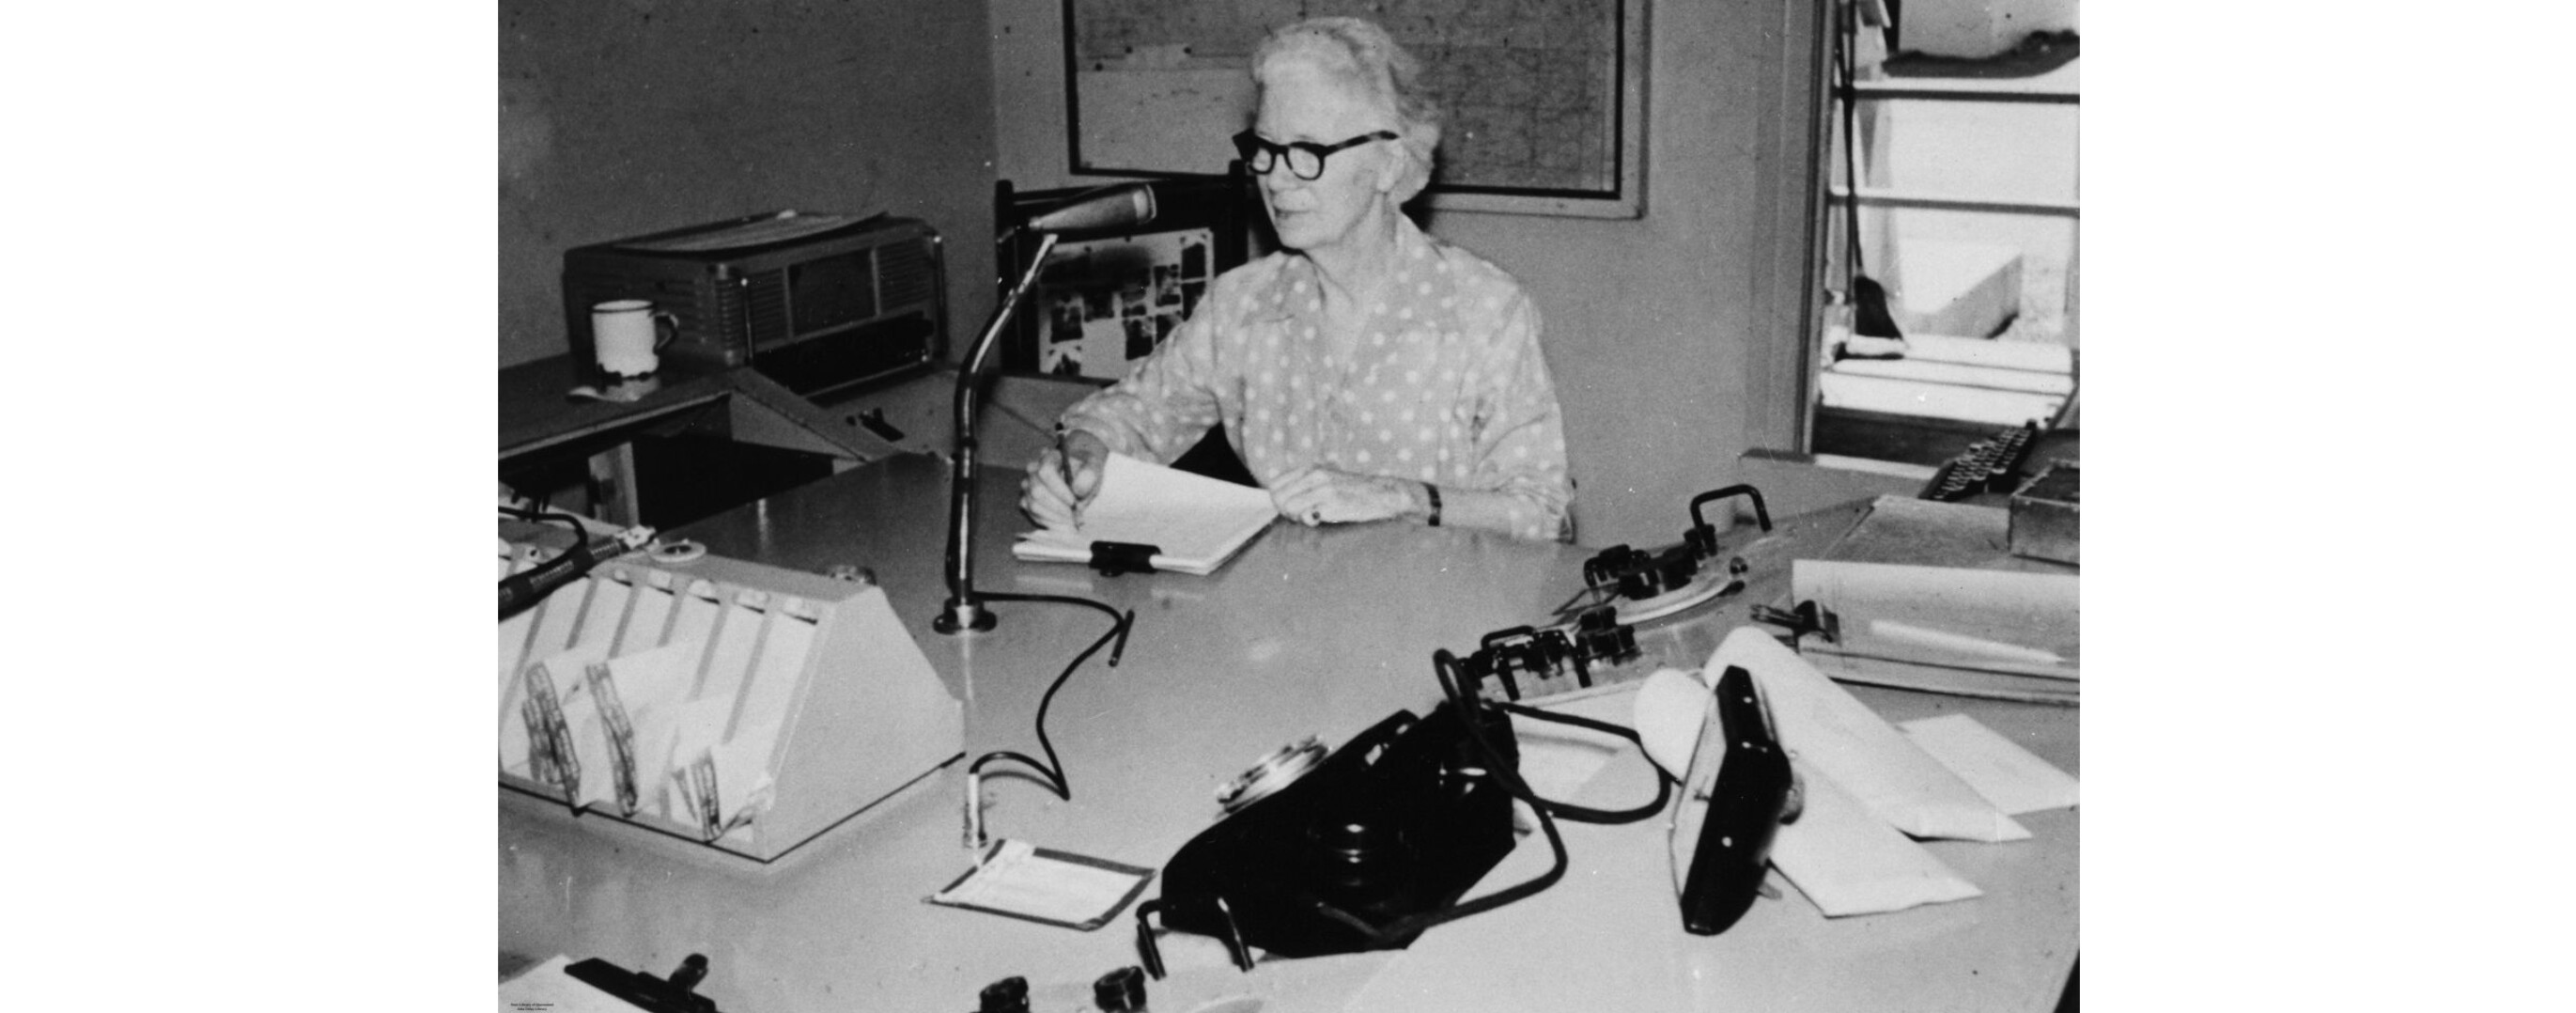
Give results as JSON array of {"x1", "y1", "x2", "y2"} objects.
[
  {"x1": 498, "y1": 0, "x2": 999, "y2": 369},
  {"x1": 988, "y1": 0, "x2": 1822, "y2": 548}
]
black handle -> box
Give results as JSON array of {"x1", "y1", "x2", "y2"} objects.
[{"x1": 1691, "y1": 484, "x2": 1771, "y2": 536}]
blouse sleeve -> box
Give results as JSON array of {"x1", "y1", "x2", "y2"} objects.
[
  {"x1": 1053, "y1": 302, "x2": 1230, "y2": 465},
  {"x1": 1464, "y1": 293, "x2": 1575, "y2": 542}
]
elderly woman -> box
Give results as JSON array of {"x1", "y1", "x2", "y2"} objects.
[{"x1": 1021, "y1": 16, "x2": 1574, "y2": 541}]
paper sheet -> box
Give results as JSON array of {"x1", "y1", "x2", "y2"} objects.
[
  {"x1": 1792, "y1": 559, "x2": 2080, "y2": 700},
  {"x1": 927, "y1": 839, "x2": 1156, "y2": 930},
  {"x1": 1898, "y1": 713, "x2": 2080, "y2": 816},
  {"x1": 593, "y1": 639, "x2": 701, "y2": 815},
  {"x1": 665, "y1": 696, "x2": 741, "y2": 828},
  {"x1": 498, "y1": 955, "x2": 643, "y2": 1013},
  {"x1": 1630, "y1": 668, "x2": 1710, "y2": 779},
  {"x1": 1015, "y1": 452, "x2": 1276, "y2": 575},
  {"x1": 1770, "y1": 757, "x2": 1984, "y2": 917},
  {"x1": 1079, "y1": 318, "x2": 1128, "y2": 381}
]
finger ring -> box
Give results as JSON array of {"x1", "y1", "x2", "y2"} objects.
[{"x1": 1307, "y1": 508, "x2": 1323, "y2": 524}]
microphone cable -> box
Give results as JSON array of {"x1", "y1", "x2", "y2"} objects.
[{"x1": 962, "y1": 591, "x2": 1137, "y2": 846}]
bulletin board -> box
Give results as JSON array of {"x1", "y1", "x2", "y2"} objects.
[
  {"x1": 997, "y1": 176, "x2": 1261, "y2": 379},
  {"x1": 1028, "y1": 229, "x2": 1217, "y2": 380},
  {"x1": 1063, "y1": 0, "x2": 1646, "y2": 219}
]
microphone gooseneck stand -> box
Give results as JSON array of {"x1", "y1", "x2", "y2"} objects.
[
  {"x1": 935, "y1": 229, "x2": 1059, "y2": 635},
  {"x1": 934, "y1": 182, "x2": 1156, "y2": 636}
]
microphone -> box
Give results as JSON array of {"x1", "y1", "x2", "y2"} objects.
[
  {"x1": 936, "y1": 182, "x2": 1152, "y2": 635},
  {"x1": 500, "y1": 523, "x2": 654, "y2": 621},
  {"x1": 1025, "y1": 183, "x2": 1157, "y2": 235}
]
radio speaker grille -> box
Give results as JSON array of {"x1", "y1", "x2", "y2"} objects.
[
  {"x1": 878, "y1": 240, "x2": 937, "y2": 310},
  {"x1": 742, "y1": 272, "x2": 791, "y2": 349}
]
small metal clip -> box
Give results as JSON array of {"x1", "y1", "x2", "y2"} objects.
[
  {"x1": 1750, "y1": 599, "x2": 1840, "y2": 646},
  {"x1": 585, "y1": 662, "x2": 641, "y2": 817},
  {"x1": 1466, "y1": 625, "x2": 1569, "y2": 701},
  {"x1": 1567, "y1": 605, "x2": 1640, "y2": 679},
  {"x1": 522, "y1": 665, "x2": 582, "y2": 811},
  {"x1": 1089, "y1": 540, "x2": 1161, "y2": 577},
  {"x1": 685, "y1": 755, "x2": 723, "y2": 842}
]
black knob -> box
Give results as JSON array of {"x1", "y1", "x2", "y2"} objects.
[
  {"x1": 978, "y1": 975, "x2": 1030, "y2": 1013},
  {"x1": 1306, "y1": 805, "x2": 1410, "y2": 904},
  {"x1": 668, "y1": 954, "x2": 709, "y2": 992},
  {"x1": 1094, "y1": 965, "x2": 1149, "y2": 1011},
  {"x1": 1571, "y1": 606, "x2": 1639, "y2": 665}
]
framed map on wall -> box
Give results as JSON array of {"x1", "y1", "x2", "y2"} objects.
[{"x1": 1063, "y1": 0, "x2": 1647, "y2": 219}]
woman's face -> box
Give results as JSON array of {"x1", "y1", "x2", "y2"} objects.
[{"x1": 1250, "y1": 56, "x2": 1401, "y2": 255}]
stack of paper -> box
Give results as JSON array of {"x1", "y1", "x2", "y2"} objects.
[
  {"x1": 1793, "y1": 558, "x2": 2079, "y2": 704},
  {"x1": 1013, "y1": 453, "x2": 1277, "y2": 576}
]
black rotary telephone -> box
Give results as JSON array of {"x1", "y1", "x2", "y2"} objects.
[
  {"x1": 1134, "y1": 648, "x2": 1730, "y2": 975},
  {"x1": 1134, "y1": 704, "x2": 1520, "y2": 970}
]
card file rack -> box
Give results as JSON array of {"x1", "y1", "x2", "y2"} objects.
[{"x1": 498, "y1": 535, "x2": 962, "y2": 863}]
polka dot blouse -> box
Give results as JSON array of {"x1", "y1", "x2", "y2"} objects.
[{"x1": 1059, "y1": 216, "x2": 1574, "y2": 541}]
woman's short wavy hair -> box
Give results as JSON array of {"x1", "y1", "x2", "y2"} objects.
[{"x1": 1249, "y1": 17, "x2": 1442, "y2": 204}]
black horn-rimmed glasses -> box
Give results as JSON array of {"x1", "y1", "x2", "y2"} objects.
[{"x1": 1232, "y1": 129, "x2": 1399, "y2": 180}]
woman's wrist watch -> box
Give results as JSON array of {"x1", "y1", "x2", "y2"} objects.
[{"x1": 1422, "y1": 481, "x2": 1442, "y2": 527}]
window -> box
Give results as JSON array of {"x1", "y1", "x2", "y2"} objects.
[{"x1": 1812, "y1": 0, "x2": 2080, "y2": 467}]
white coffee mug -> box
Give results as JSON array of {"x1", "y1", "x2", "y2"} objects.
[{"x1": 593, "y1": 299, "x2": 678, "y2": 378}]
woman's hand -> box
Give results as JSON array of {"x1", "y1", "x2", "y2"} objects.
[
  {"x1": 1269, "y1": 466, "x2": 1422, "y2": 526},
  {"x1": 1020, "y1": 429, "x2": 1110, "y2": 529}
]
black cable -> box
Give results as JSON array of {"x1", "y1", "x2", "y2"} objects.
[
  {"x1": 964, "y1": 592, "x2": 1136, "y2": 802},
  {"x1": 1315, "y1": 647, "x2": 1684, "y2": 945},
  {"x1": 498, "y1": 503, "x2": 588, "y2": 528},
  {"x1": 498, "y1": 506, "x2": 597, "y2": 566},
  {"x1": 1431, "y1": 653, "x2": 1668, "y2": 825},
  {"x1": 1487, "y1": 699, "x2": 1672, "y2": 824},
  {"x1": 498, "y1": 506, "x2": 615, "y2": 620}
]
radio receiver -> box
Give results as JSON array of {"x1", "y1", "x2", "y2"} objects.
[{"x1": 562, "y1": 211, "x2": 946, "y2": 401}]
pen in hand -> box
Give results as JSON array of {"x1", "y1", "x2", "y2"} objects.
[
  {"x1": 1056, "y1": 430, "x2": 1104, "y2": 528},
  {"x1": 1063, "y1": 444, "x2": 1087, "y2": 527}
]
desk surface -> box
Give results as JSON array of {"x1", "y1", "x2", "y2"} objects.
[
  {"x1": 500, "y1": 354, "x2": 899, "y2": 464},
  {"x1": 501, "y1": 354, "x2": 735, "y2": 457},
  {"x1": 498, "y1": 454, "x2": 2077, "y2": 1012}
]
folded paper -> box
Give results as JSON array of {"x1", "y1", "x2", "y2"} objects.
[
  {"x1": 1770, "y1": 756, "x2": 1984, "y2": 916},
  {"x1": 1897, "y1": 713, "x2": 2079, "y2": 816},
  {"x1": 1709, "y1": 626, "x2": 2027, "y2": 843}
]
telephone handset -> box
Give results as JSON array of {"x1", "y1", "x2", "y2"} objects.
[{"x1": 1670, "y1": 663, "x2": 1793, "y2": 935}]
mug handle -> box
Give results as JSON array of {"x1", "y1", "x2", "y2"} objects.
[{"x1": 651, "y1": 311, "x2": 680, "y2": 351}]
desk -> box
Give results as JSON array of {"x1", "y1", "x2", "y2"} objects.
[
  {"x1": 504, "y1": 356, "x2": 1112, "y2": 526},
  {"x1": 499, "y1": 454, "x2": 2078, "y2": 1011},
  {"x1": 499, "y1": 355, "x2": 904, "y2": 525}
]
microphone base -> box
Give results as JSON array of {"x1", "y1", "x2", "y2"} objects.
[{"x1": 933, "y1": 599, "x2": 998, "y2": 635}]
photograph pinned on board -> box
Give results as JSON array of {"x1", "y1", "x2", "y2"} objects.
[{"x1": 1030, "y1": 228, "x2": 1216, "y2": 380}]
